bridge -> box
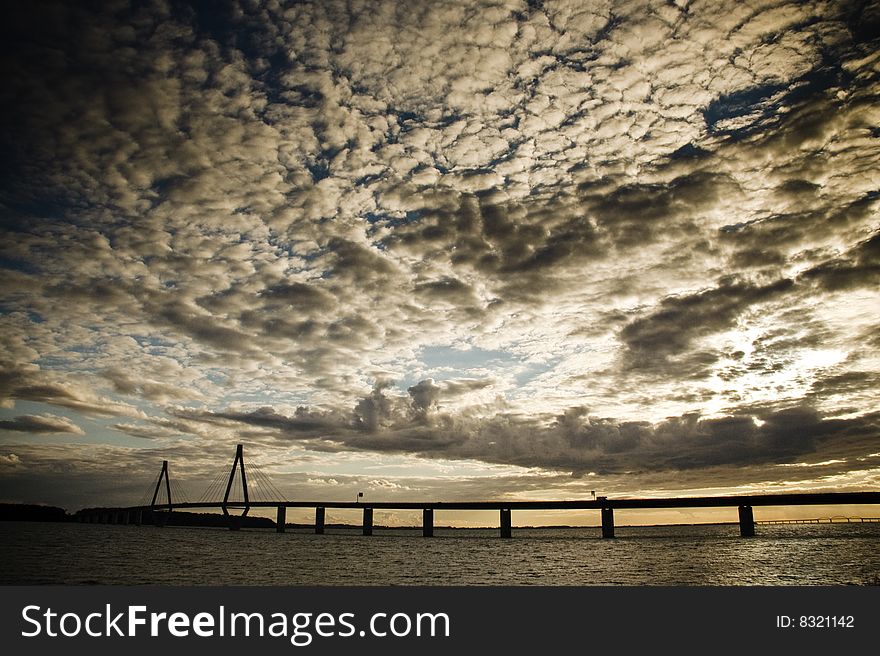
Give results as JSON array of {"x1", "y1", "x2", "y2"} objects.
[
  {"x1": 78, "y1": 444, "x2": 880, "y2": 539},
  {"x1": 756, "y1": 516, "x2": 880, "y2": 524}
]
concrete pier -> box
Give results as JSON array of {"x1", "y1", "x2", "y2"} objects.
[
  {"x1": 135, "y1": 510, "x2": 142, "y2": 526},
  {"x1": 315, "y1": 507, "x2": 325, "y2": 534},
  {"x1": 601, "y1": 507, "x2": 615, "y2": 538},
  {"x1": 500, "y1": 508, "x2": 512, "y2": 538},
  {"x1": 227, "y1": 515, "x2": 242, "y2": 531},
  {"x1": 423, "y1": 508, "x2": 434, "y2": 537},
  {"x1": 363, "y1": 507, "x2": 373, "y2": 536},
  {"x1": 738, "y1": 505, "x2": 755, "y2": 537},
  {"x1": 276, "y1": 506, "x2": 286, "y2": 533}
]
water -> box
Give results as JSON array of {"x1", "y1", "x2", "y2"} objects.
[{"x1": 1, "y1": 521, "x2": 878, "y2": 585}]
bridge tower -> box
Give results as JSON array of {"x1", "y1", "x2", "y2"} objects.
[
  {"x1": 150, "y1": 460, "x2": 173, "y2": 526},
  {"x1": 222, "y1": 444, "x2": 250, "y2": 529}
]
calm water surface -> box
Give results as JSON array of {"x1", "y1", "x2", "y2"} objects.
[{"x1": 1, "y1": 521, "x2": 878, "y2": 585}]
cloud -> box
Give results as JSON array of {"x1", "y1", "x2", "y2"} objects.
[
  {"x1": 0, "y1": 362, "x2": 146, "y2": 419},
  {"x1": 0, "y1": 414, "x2": 83, "y2": 435},
  {"x1": 619, "y1": 278, "x2": 795, "y2": 367},
  {"x1": 169, "y1": 382, "x2": 880, "y2": 478},
  {"x1": 440, "y1": 378, "x2": 496, "y2": 397},
  {"x1": 407, "y1": 379, "x2": 441, "y2": 418},
  {"x1": 110, "y1": 423, "x2": 181, "y2": 440},
  {"x1": 799, "y1": 231, "x2": 880, "y2": 292},
  {"x1": 0, "y1": 453, "x2": 23, "y2": 472},
  {"x1": 1, "y1": 0, "x2": 878, "y2": 507}
]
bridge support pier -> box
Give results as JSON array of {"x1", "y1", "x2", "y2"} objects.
[
  {"x1": 362, "y1": 507, "x2": 373, "y2": 536},
  {"x1": 500, "y1": 508, "x2": 512, "y2": 538},
  {"x1": 423, "y1": 509, "x2": 434, "y2": 537},
  {"x1": 227, "y1": 515, "x2": 242, "y2": 531},
  {"x1": 154, "y1": 512, "x2": 168, "y2": 527},
  {"x1": 738, "y1": 505, "x2": 755, "y2": 537},
  {"x1": 135, "y1": 510, "x2": 142, "y2": 526},
  {"x1": 601, "y1": 507, "x2": 615, "y2": 538},
  {"x1": 315, "y1": 507, "x2": 325, "y2": 534},
  {"x1": 122, "y1": 511, "x2": 130, "y2": 525},
  {"x1": 276, "y1": 506, "x2": 286, "y2": 533}
]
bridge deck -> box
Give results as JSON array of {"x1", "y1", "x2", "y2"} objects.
[{"x1": 118, "y1": 491, "x2": 880, "y2": 512}]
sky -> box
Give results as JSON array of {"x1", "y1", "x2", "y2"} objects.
[{"x1": 1, "y1": 0, "x2": 879, "y2": 525}]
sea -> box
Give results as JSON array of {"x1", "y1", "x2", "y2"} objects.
[{"x1": 1, "y1": 521, "x2": 878, "y2": 586}]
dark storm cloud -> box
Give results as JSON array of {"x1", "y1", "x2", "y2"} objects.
[
  {"x1": 799, "y1": 231, "x2": 880, "y2": 292},
  {"x1": 102, "y1": 367, "x2": 196, "y2": 403},
  {"x1": 583, "y1": 171, "x2": 740, "y2": 249},
  {"x1": 0, "y1": 362, "x2": 143, "y2": 419},
  {"x1": 176, "y1": 405, "x2": 345, "y2": 434},
  {"x1": 170, "y1": 388, "x2": 880, "y2": 476},
  {"x1": 717, "y1": 194, "x2": 880, "y2": 272},
  {"x1": 0, "y1": 414, "x2": 83, "y2": 435},
  {"x1": 353, "y1": 380, "x2": 401, "y2": 433},
  {"x1": 407, "y1": 378, "x2": 441, "y2": 421},
  {"x1": 619, "y1": 278, "x2": 795, "y2": 365},
  {"x1": 139, "y1": 296, "x2": 257, "y2": 356},
  {"x1": 807, "y1": 370, "x2": 880, "y2": 402},
  {"x1": 326, "y1": 238, "x2": 399, "y2": 282},
  {"x1": 414, "y1": 278, "x2": 478, "y2": 305},
  {"x1": 441, "y1": 378, "x2": 496, "y2": 397},
  {"x1": 259, "y1": 282, "x2": 337, "y2": 311},
  {"x1": 383, "y1": 191, "x2": 606, "y2": 293}
]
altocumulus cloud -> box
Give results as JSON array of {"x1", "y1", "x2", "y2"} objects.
[{"x1": 1, "y1": 0, "x2": 879, "y2": 507}]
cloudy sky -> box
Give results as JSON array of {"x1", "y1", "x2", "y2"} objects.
[{"x1": 1, "y1": 0, "x2": 879, "y2": 524}]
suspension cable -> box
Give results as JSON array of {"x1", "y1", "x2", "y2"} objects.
[
  {"x1": 170, "y1": 477, "x2": 190, "y2": 504},
  {"x1": 138, "y1": 468, "x2": 163, "y2": 506},
  {"x1": 255, "y1": 465, "x2": 283, "y2": 501},
  {"x1": 197, "y1": 468, "x2": 229, "y2": 504},
  {"x1": 249, "y1": 461, "x2": 287, "y2": 501}
]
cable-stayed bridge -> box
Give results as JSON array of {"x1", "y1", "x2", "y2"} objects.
[{"x1": 78, "y1": 444, "x2": 880, "y2": 539}]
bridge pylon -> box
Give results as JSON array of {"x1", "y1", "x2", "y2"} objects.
[
  {"x1": 222, "y1": 444, "x2": 250, "y2": 528},
  {"x1": 150, "y1": 460, "x2": 173, "y2": 526}
]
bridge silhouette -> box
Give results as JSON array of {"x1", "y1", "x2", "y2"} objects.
[
  {"x1": 79, "y1": 444, "x2": 880, "y2": 538},
  {"x1": 756, "y1": 516, "x2": 880, "y2": 525}
]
